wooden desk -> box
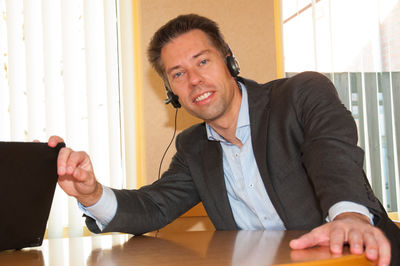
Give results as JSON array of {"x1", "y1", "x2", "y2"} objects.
[{"x1": 0, "y1": 231, "x2": 374, "y2": 266}]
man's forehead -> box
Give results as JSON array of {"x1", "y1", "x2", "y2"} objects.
[
  {"x1": 161, "y1": 31, "x2": 216, "y2": 67},
  {"x1": 164, "y1": 30, "x2": 212, "y2": 51}
]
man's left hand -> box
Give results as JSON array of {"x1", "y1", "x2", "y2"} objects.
[{"x1": 289, "y1": 212, "x2": 391, "y2": 266}]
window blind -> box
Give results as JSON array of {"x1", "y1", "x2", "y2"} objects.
[{"x1": 0, "y1": 0, "x2": 127, "y2": 238}]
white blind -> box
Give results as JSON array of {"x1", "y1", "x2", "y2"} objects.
[{"x1": 0, "y1": 0, "x2": 126, "y2": 238}]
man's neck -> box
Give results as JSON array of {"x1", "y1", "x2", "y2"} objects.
[
  {"x1": 206, "y1": 87, "x2": 243, "y2": 147},
  {"x1": 211, "y1": 120, "x2": 243, "y2": 147}
]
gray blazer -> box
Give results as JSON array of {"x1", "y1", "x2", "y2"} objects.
[{"x1": 86, "y1": 71, "x2": 400, "y2": 263}]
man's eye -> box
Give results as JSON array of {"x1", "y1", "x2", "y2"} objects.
[
  {"x1": 200, "y1": 59, "x2": 208, "y2": 66},
  {"x1": 173, "y1": 72, "x2": 183, "y2": 79}
]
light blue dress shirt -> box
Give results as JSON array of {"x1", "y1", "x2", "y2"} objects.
[
  {"x1": 81, "y1": 82, "x2": 373, "y2": 229},
  {"x1": 205, "y1": 84, "x2": 285, "y2": 230}
]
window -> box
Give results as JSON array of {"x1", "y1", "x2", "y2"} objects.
[{"x1": 281, "y1": 0, "x2": 400, "y2": 216}]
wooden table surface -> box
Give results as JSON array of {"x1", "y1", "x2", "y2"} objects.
[{"x1": 0, "y1": 230, "x2": 375, "y2": 266}]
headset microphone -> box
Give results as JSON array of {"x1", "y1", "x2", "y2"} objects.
[{"x1": 164, "y1": 86, "x2": 181, "y2": 108}]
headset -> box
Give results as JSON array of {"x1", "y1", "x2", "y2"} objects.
[{"x1": 163, "y1": 47, "x2": 240, "y2": 109}]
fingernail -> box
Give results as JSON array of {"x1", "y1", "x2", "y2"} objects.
[
  {"x1": 59, "y1": 166, "x2": 65, "y2": 175},
  {"x1": 67, "y1": 166, "x2": 74, "y2": 174},
  {"x1": 353, "y1": 244, "x2": 362, "y2": 252},
  {"x1": 367, "y1": 249, "x2": 377, "y2": 259},
  {"x1": 332, "y1": 245, "x2": 341, "y2": 253}
]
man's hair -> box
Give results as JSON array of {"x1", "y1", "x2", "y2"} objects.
[{"x1": 147, "y1": 14, "x2": 230, "y2": 79}]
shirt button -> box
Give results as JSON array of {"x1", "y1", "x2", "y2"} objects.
[
  {"x1": 264, "y1": 216, "x2": 268, "y2": 220},
  {"x1": 249, "y1": 184, "x2": 254, "y2": 188}
]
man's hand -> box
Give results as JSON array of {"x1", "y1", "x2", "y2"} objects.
[
  {"x1": 289, "y1": 212, "x2": 391, "y2": 266},
  {"x1": 48, "y1": 136, "x2": 102, "y2": 206}
]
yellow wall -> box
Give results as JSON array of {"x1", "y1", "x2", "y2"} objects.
[{"x1": 135, "y1": 0, "x2": 282, "y2": 185}]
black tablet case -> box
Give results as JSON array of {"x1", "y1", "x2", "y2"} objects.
[{"x1": 0, "y1": 142, "x2": 64, "y2": 251}]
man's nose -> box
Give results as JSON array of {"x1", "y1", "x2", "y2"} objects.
[{"x1": 188, "y1": 68, "x2": 202, "y2": 87}]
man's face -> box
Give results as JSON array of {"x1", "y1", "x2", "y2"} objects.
[{"x1": 161, "y1": 29, "x2": 239, "y2": 123}]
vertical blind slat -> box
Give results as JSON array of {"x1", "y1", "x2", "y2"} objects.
[
  {"x1": 24, "y1": 0, "x2": 46, "y2": 141},
  {"x1": 61, "y1": 0, "x2": 87, "y2": 238},
  {"x1": 364, "y1": 73, "x2": 384, "y2": 204},
  {"x1": 333, "y1": 72, "x2": 351, "y2": 110},
  {"x1": 0, "y1": 1, "x2": 10, "y2": 139},
  {"x1": 6, "y1": 0, "x2": 26, "y2": 141},
  {"x1": 83, "y1": 0, "x2": 110, "y2": 189},
  {"x1": 43, "y1": 0, "x2": 67, "y2": 239},
  {"x1": 352, "y1": 72, "x2": 371, "y2": 177}
]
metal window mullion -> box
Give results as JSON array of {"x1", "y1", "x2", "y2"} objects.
[
  {"x1": 378, "y1": 72, "x2": 397, "y2": 211},
  {"x1": 351, "y1": 73, "x2": 369, "y2": 175},
  {"x1": 391, "y1": 72, "x2": 400, "y2": 214},
  {"x1": 104, "y1": 0, "x2": 124, "y2": 189},
  {"x1": 118, "y1": 0, "x2": 137, "y2": 189},
  {"x1": 359, "y1": 73, "x2": 371, "y2": 183}
]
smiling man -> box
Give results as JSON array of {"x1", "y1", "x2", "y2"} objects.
[{"x1": 50, "y1": 14, "x2": 400, "y2": 266}]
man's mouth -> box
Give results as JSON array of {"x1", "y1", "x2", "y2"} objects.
[{"x1": 194, "y1": 92, "x2": 212, "y2": 102}]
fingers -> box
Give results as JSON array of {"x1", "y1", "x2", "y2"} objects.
[
  {"x1": 347, "y1": 229, "x2": 363, "y2": 255},
  {"x1": 363, "y1": 231, "x2": 378, "y2": 260},
  {"x1": 57, "y1": 147, "x2": 71, "y2": 175},
  {"x1": 346, "y1": 222, "x2": 391, "y2": 266},
  {"x1": 364, "y1": 229, "x2": 391, "y2": 266},
  {"x1": 57, "y1": 147, "x2": 90, "y2": 181},
  {"x1": 48, "y1": 135, "x2": 65, "y2": 147},
  {"x1": 329, "y1": 227, "x2": 345, "y2": 254},
  {"x1": 289, "y1": 227, "x2": 329, "y2": 250},
  {"x1": 290, "y1": 215, "x2": 392, "y2": 266}
]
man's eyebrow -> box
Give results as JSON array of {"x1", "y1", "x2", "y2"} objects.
[
  {"x1": 166, "y1": 49, "x2": 211, "y2": 75},
  {"x1": 166, "y1": 65, "x2": 181, "y2": 75},
  {"x1": 193, "y1": 49, "x2": 210, "y2": 59}
]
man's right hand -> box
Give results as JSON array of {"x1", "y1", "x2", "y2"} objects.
[{"x1": 48, "y1": 136, "x2": 103, "y2": 207}]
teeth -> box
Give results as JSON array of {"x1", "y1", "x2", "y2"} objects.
[{"x1": 195, "y1": 92, "x2": 211, "y2": 102}]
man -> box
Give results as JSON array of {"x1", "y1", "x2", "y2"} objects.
[{"x1": 49, "y1": 14, "x2": 400, "y2": 265}]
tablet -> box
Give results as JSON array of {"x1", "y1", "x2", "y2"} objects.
[{"x1": 0, "y1": 142, "x2": 64, "y2": 251}]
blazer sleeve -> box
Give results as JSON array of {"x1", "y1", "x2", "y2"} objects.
[
  {"x1": 289, "y1": 72, "x2": 382, "y2": 216},
  {"x1": 86, "y1": 133, "x2": 201, "y2": 235}
]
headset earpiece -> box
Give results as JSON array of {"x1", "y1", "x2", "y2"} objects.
[
  {"x1": 226, "y1": 48, "x2": 240, "y2": 77},
  {"x1": 164, "y1": 84, "x2": 181, "y2": 108}
]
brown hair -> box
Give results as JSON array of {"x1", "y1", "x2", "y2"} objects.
[{"x1": 147, "y1": 14, "x2": 230, "y2": 79}]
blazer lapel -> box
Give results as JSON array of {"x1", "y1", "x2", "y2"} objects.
[
  {"x1": 200, "y1": 137, "x2": 237, "y2": 229},
  {"x1": 243, "y1": 78, "x2": 289, "y2": 227}
]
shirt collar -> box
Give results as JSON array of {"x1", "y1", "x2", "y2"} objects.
[{"x1": 206, "y1": 82, "x2": 250, "y2": 143}]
